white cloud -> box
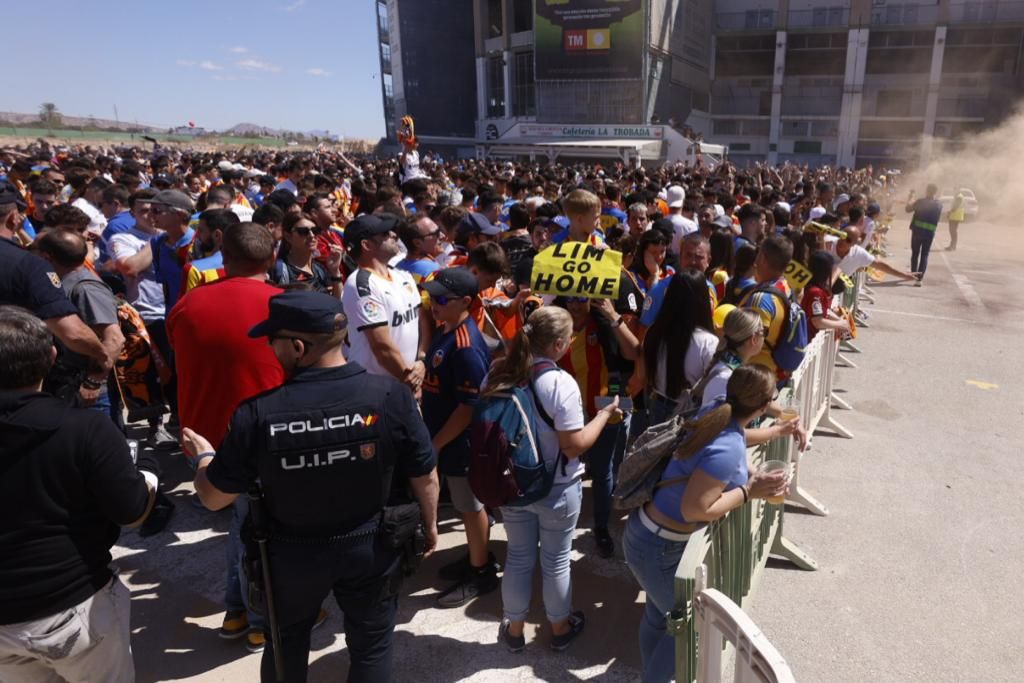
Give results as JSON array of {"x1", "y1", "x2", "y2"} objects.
[
  {"x1": 228, "y1": 46, "x2": 248, "y2": 54},
  {"x1": 306, "y1": 67, "x2": 331, "y2": 77},
  {"x1": 213, "y1": 74, "x2": 239, "y2": 81},
  {"x1": 176, "y1": 59, "x2": 196, "y2": 67},
  {"x1": 199, "y1": 60, "x2": 225, "y2": 71},
  {"x1": 281, "y1": 0, "x2": 305, "y2": 11},
  {"x1": 237, "y1": 58, "x2": 282, "y2": 73}
]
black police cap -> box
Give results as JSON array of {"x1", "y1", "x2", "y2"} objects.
[
  {"x1": 344, "y1": 214, "x2": 400, "y2": 249},
  {"x1": 0, "y1": 181, "x2": 27, "y2": 211},
  {"x1": 248, "y1": 290, "x2": 348, "y2": 338}
]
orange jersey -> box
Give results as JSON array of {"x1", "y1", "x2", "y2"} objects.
[{"x1": 558, "y1": 317, "x2": 608, "y2": 418}]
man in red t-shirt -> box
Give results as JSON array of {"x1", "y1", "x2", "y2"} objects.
[
  {"x1": 167, "y1": 221, "x2": 288, "y2": 649},
  {"x1": 168, "y1": 223, "x2": 285, "y2": 448}
]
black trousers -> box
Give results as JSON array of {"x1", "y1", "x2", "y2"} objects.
[{"x1": 260, "y1": 528, "x2": 402, "y2": 683}]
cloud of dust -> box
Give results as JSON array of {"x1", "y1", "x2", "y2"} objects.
[{"x1": 899, "y1": 108, "x2": 1024, "y2": 223}]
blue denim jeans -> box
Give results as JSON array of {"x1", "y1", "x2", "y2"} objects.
[
  {"x1": 224, "y1": 496, "x2": 264, "y2": 630},
  {"x1": 500, "y1": 479, "x2": 582, "y2": 623},
  {"x1": 584, "y1": 417, "x2": 629, "y2": 531},
  {"x1": 622, "y1": 510, "x2": 689, "y2": 683}
]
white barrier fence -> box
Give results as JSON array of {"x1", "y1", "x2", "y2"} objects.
[
  {"x1": 693, "y1": 564, "x2": 796, "y2": 683},
  {"x1": 785, "y1": 329, "x2": 852, "y2": 516}
]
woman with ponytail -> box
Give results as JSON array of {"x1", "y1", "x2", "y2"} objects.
[
  {"x1": 486, "y1": 306, "x2": 623, "y2": 654},
  {"x1": 623, "y1": 364, "x2": 789, "y2": 683}
]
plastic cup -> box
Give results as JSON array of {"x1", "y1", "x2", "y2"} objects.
[
  {"x1": 778, "y1": 396, "x2": 800, "y2": 424},
  {"x1": 759, "y1": 459, "x2": 788, "y2": 504}
]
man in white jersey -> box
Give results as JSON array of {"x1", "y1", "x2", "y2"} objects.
[{"x1": 342, "y1": 214, "x2": 429, "y2": 393}]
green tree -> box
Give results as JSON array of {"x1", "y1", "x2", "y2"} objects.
[{"x1": 39, "y1": 102, "x2": 62, "y2": 128}]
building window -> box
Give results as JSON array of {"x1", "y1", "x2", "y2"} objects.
[
  {"x1": 513, "y1": 0, "x2": 533, "y2": 33},
  {"x1": 876, "y1": 90, "x2": 912, "y2": 117},
  {"x1": 512, "y1": 51, "x2": 536, "y2": 116},
  {"x1": 487, "y1": 55, "x2": 506, "y2": 118},
  {"x1": 488, "y1": 0, "x2": 504, "y2": 38},
  {"x1": 744, "y1": 9, "x2": 774, "y2": 29},
  {"x1": 383, "y1": 73, "x2": 393, "y2": 98},
  {"x1": 377, "y1": 2, "x2": 389, "y2": 38},
  {"x1": 381, "y1": 43, "x2": 391, "y2": 72},
  {"x1": 793, "y1": 140, "x2": 823, "y2": 154}
]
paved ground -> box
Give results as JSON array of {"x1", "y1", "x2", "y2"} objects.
[{"x1": 114, "y1": 217, "x2": 1022, "y2": 682}]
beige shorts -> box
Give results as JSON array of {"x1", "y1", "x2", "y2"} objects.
[{"x1": 447, "y1": 475, "x2": 484, "y2": 514}]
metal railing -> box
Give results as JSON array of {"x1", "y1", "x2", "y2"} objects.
[
  {"x1": 715, "y1": 10, "x2": 777, "y2": 32},
  {"x1": 672, "y1": 410, "x2": 817, "y2": 683},
  {"x1": 949, "y1": 0, "x2": 1024, "y2": 23},
  {"x1": 787, "y1": 7, "x2": 850, "y2": 28},
  {"x1": 870, "y1": 3, "x2": 939, "y2": 26}
]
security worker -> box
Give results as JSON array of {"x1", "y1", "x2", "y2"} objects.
[
  {"x1": 0, "y1": 180, "x2": 111, "y2": 371},
  {"x1": 184, "y1": 289, "x2": 439, "y2": 683}
]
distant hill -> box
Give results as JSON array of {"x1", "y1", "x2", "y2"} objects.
[{"x1": 0, "y1": 111, "x2": 160, "y2": 132}]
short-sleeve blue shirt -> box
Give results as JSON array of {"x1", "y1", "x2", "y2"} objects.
[
  {"x1": 421, "y1": 317, "x2": 491, "y2": 475},
  {"x1": 652, "y1": 412, "x2": 748, "y2": 524}
]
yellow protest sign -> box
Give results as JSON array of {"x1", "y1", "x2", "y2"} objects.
[
  {"x1": 783, "y1": 260, "x2": 812, "y2": 291},
  {"x1": 838, "y1": 273, "x2": 855, "y2": 289},
  {"x1": 531, "y1": 242, "x2": 622, "y2": 299}
]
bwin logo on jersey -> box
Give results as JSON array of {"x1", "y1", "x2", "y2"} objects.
[
  {"x1": 391, "y1": 304, "x2": 419, "y2": 327},
  {"x1": 270, "y1": 413, "x2": 378, "y2": 436}
]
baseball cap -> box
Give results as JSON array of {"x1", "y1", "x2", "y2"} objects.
[
  {"x1": 456, "y1": 212, "x2": 502, "y2": 238},
  {"x1": 832, "y1": 193, "x2": 850, "y2": 210},
  {"x1": 248, "y1": 290, "x2": 348, "y2": 338},
  {"x1": 0, "y1": 181, "x2": 27, "y2": 210},
  {"x1": 666, "y1": 185, "x2": 686, "y2": 209},
  {"x1": 866, "y1": 202, "x2": 881, "y2": 216},
  {"x1": 149, "y1": 189, "x2": 195, "y2": 214},
  {"x1": 711, "y1": 214, "x2": 734, "y2": 230},
  {"x1": 422, "y1": 267, "x2": 479, "y2": 300},
  {"x1": 344, "y1": 214, "x2": 400, "y2": 248},
  {"x1": 808, "y1": 206, "x2": 827, "y2": 221}
]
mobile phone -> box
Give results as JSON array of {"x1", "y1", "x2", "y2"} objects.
[{"x1": 595, "y1": 396, "x2": 633, "y2": 412}]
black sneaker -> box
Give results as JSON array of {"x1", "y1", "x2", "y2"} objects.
[
  {"x1": 593, "y1": 528, "x2": 614, "y2": 559},
  {"x1": 438, "y1": 554, "x2": 470, "y2": 582},
  {"x1": 550, "y1": 611, "x2": 585, "y2": 652},
  {"x1": 436, "y1": 563, "x2": 499, "y2": 608},
  {"x1": 498, "y1": 618, "x2": 525, "y2": 653}
]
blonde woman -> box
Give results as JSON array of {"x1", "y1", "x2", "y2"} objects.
[
  {"x1": 703, "y1": 308, "x2": 807, "y2": 448},
  {"x1": 484, "y1": 306, "x2": 622, "y2": 653},
  {"x1": 624, "y1": 365, "x2": 788, "y2": 683}
]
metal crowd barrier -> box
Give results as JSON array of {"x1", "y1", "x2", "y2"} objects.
[
  {"x1": 785, "y1": 329, "x2": 852, "y2": 516},
  {"x1": 672, "y1": 416, "x2": 816, "y2": 683},
  {"x1": 692, "y1": 564, "x2": 796, "y2": 683}
]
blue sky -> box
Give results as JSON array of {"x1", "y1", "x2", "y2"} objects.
[{"x1": 6, "y1": 0, "x2": 385, "y2": 138}]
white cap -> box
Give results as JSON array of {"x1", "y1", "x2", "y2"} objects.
[
  {"x1": 832, "y1": 193, "x2": 850, "y2": 210},
  {"x1": 666, "y1": 185, "x2": 686, "y2": 208},
  {"x1": 775, "y1": 201, "x2": 791, "y2": 213},
  {"x1": 525, "y1": 196, "x2": 546, "y2": 211},
  {"x1": 809, "y1": 206, "x2": 827, "y2": 220},
  {"x1": 217, "y1": 160, "x2": 234, "y2": 171}
]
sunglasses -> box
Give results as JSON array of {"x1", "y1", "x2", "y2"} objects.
[
  {"x1": 291, "y1": 226, "x2": 320, "y2": 237},
  {"x1": 422, "y1": 228, "x2": 441, "y2": 238}
]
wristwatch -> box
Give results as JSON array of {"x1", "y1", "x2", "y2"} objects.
[{"x1": 612, "y1": 316, "x2": 625, "y2": 329}]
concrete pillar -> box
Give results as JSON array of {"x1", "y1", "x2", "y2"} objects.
[
  {"x1": 768, "y1": 30, "x2": 787, "y2": 165},
  {"x1": 920, "y1": 26, "x2": 947, "y2": 167},
  {"x1": 503, "y1": 50, "x2": 514, "y2": 119},
  {"x1": 476, "y1": 57, "x2": 488, "y2": 123},
  {"x1": 837, "y1": 28, "x2": 869, "y2": 168}
]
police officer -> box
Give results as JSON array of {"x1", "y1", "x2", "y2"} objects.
[
  {"x1": 0, "y1": 180, "x2": 110, "y2": 372},
  {"x1": 184, "y1": 289, "x2": 439, "y2": 683}
]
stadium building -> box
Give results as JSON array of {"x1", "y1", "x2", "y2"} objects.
[{"x1": 375, "y1": 0, "x2": 1024, "y2": 168}]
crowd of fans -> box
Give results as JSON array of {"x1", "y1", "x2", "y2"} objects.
[{"x1": 0, "y1": 138, "x2": 924, "y2": 682}]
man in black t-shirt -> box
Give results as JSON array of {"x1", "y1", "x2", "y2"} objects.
[{"x1": 0, "y1": 306, "x2": 158, "y2": 682}]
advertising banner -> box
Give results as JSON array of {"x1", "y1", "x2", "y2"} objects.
[{"x1": 535, "y1": 0, "x2": 645, "y2": 81}]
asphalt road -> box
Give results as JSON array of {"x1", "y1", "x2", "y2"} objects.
[{"x1": 113, "y1": 217, "x2": 1022, "y2": 682}]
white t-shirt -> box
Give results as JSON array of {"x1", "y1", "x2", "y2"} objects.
[
  {"x1": 401, "y1": 150, "x2": 425, "y2": 183},
  {"x1": 108, "y1": 228, "x2": 166, "y2": 321},
  {"x1": 342, "y1": 267, "x2": 422, "y2": 377},
  {"x1": 668, "y1": 213, "x2": 698, "y2": 254},
  {"x1": 863, "y1": 216, "x2": 876, "y2": 244},
  {"x1": 530, "y1": 358, "x2": 586, "y2": 484},
  {"x1": 838, "y1": 244, "x2": 875, "y2": 276},
  {"x1": 274, "y1": 179, "x2": 298, "y2": 196},
  {"x1": 653, "y1": 327, "x2": 719, "y2": 399}
]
